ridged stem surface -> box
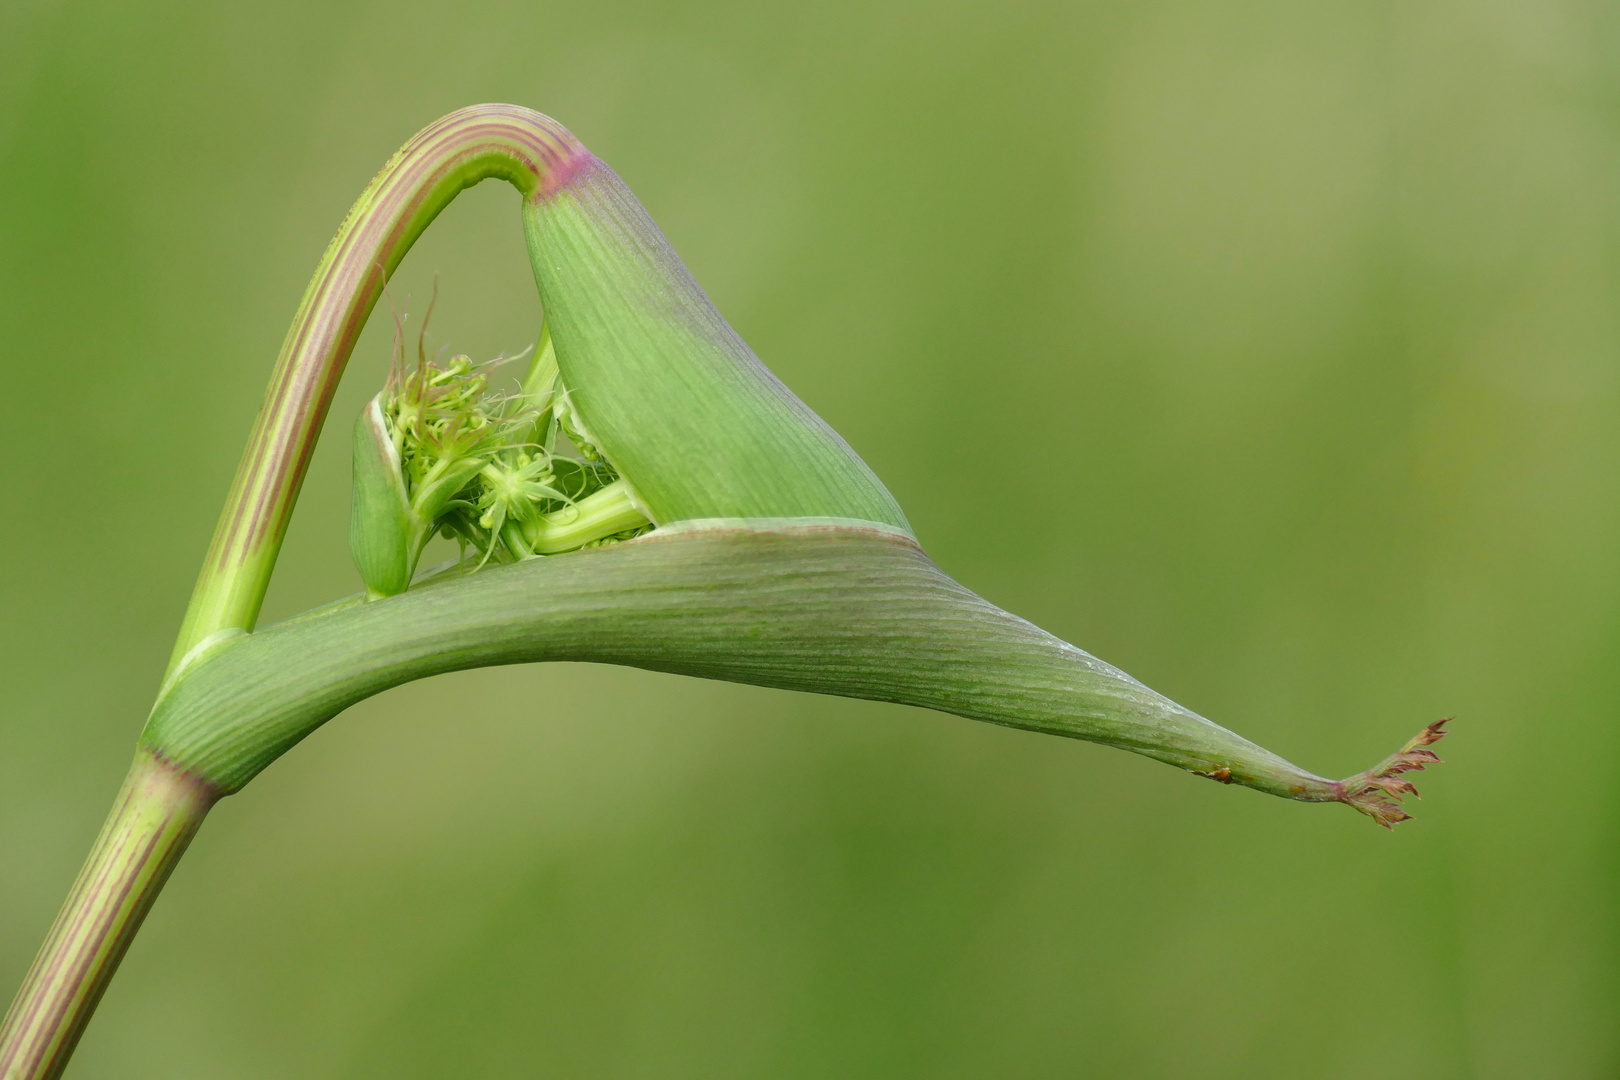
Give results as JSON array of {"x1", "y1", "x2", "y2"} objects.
[
  {"x1": 165, "y1": 105, "x2": 579, "y2": 682},
  {"x1": 0, "y1": 753, "x2": 218, "y2": 1080}
]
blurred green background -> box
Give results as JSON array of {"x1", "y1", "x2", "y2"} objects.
[{"x1": 1, "y1": 0, "x2": 1614, "y2": 1076}]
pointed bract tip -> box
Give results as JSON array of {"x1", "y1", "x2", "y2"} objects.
[{"x1": 1337, "y1": 718, "x2": 1450, "y2": 829}]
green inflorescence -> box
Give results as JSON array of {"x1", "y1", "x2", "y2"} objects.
[
  {"x1": 351, "y1": 317, "x2": 654, "y2": 599},
  {"x1": 402, "y1": 342, "x2": 651, "y2": 559}
]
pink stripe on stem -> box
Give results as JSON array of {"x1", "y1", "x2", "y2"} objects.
[
  {"x1": 171, "y1": 105, "x2": 584, "y2": 678},
  {"x1": 0, "y1": 752, "x2": 219, "y2": 1080}
]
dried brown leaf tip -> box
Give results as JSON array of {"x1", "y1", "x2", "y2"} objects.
[{"x1": 1336, "y1": 718, "x2": 1450, "y2": 829}]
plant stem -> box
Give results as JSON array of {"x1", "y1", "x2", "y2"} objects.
[
  {"x1": 0, "y1": 752, "x2": 219, "y2": 1080},
  {"x1": 164, "y1": 105, "x2": 581, "y2": 686},
  {"x1": 4, "y1": 106, "x2": 582, "y2": 1080}
]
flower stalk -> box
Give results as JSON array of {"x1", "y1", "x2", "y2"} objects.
[
  {"x1": 165, "y1": 105, "x2": 587, "y2": 681},
  {"x1": 7, "y1": 105, "x2": 592, "y2": 1080}
]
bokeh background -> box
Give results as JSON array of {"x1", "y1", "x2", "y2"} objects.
[{"x1": 2, "y1": 1, "x2": 1615, "y2": 1077}]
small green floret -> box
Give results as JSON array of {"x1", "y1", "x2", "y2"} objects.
[{"x1": 348, "y1": 324, "x2": 653, "y2": 598}]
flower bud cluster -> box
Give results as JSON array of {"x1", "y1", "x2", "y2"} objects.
[{"x1": 349, "y1": 338, "x2": 651, "y2": 599}]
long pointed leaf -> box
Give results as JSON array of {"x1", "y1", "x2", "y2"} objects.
[{"x1": 145, "y1": 523, "x2": 1416, "y2": 822}]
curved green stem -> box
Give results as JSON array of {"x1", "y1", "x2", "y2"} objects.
[
  {"x1": 0, "y1": 752, "x2": 219, "y2": 1080},
  {"x1": 166, "y1": 104, "x2": 580, "y2": 683},
  {"x1": 3, "y1": 106, "x2": 583, "y2": 1079}
]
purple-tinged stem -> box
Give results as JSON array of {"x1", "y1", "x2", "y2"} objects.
[
  {"x1": 1, "y1": 105, "x2": 590, "y2": 1080},
  {"x1": 165, "y1": 105, "x2": 586, "y2": 684},
  {"x1": 0, "y1": 752, "x2": 219, "y2": 1080}
]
